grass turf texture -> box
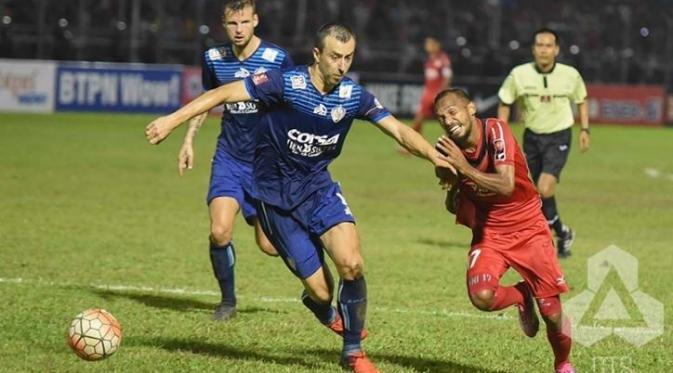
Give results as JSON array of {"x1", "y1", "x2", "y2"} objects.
[{"x1": 0, "y1": 112, "x2": 671, "y2": 372}]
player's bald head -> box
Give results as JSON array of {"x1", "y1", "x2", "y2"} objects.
[
  {"x1": 314, "y1": 23, "x2": 357, "y2": 52},
  {"x1": 434, "y1": 88, "x2": 472, "y2": 111}
]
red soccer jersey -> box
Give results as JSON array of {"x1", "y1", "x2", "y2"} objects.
[
  {"x1": 455, "y1": 118, "x2": 541, "y2": 231},
  {"x1": 423, "y1": 52, "x2": 452, "y2": 93}
]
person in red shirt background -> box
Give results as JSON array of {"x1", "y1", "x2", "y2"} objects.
[
  {"x1": 434, "y1": 88, "x2": 575, "y2": 373},
  {"x1": 413, "y1": 36, "x2": 452, "y2": 134}
]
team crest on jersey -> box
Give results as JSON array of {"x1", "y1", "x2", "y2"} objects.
[
  {"x1": 313, "y1": 104, "x2": 327, "y2": 116},
  {"x1": 234, "y1": 68, "x2": 250, "y2": 78},
  {"x1": 252, "y1": 73, "x2": 269, "y2": 85},
  {"x1": 261, "y1": 48, "x2": 279, "y2": 62},
  {"x1": 290, "y1": 75, "x2": 306, "y2": 89},
  {"x1": 254, "y1": 66, "x2": 268, "y2": 75},
  {"x1": 339, "y1": 84, "x2": 353, "y2": 99},
  {"x1": 208, "y1": 47, "x2": 227, "y2": 61},
  {"x1": 331, "y1": 105, "x2": 346, "y2": 123}
]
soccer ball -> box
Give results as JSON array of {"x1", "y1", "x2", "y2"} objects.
[{"x1": 67, "y1": 308, "x2": 122, "y2": 361}]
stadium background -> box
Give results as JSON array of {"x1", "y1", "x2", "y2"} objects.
[
  {"x1": 0, "y1": 0, "x2": 671, "y2": 123},
  {"x1": 1, "y1": 1, "x2": 672, "y2": 372}
]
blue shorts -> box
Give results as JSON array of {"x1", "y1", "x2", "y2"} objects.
[
  {"x1": 256, "y1": 183, "x2": 356, "y2": 279},
  {"x1": 207, "y1": 147, "x2": 257, "y2": 225}
]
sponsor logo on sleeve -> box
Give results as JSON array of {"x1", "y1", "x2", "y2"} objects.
[
  {"x1": 330, "y1": 105, "x2": 346, "y2": 123},
  {"x1": 252, "y1": 73, "x2": 269, "y2": 85},
  {"x1": 490, "y1": 121, "x2": 507, "y2": 161},
  {"x1": 225, "y1": 101, "x2": 258, "y2": 114},
  {"x1": 290, "y1": 75, "x2": 306, "y2": 89},
  {"x1": 494, "y1": 139, "x2": 506, "y2": 161},
  {"x1": 374, "y1": 98, "x2": 384, "y2": 109},
  {"x1": 261, "y1": 48, "x2": 279, "y2": 62},
  {"x1": 208, "y1": 48, "x2": 223, "y2": 61},
  {"x1": 338, "y1": 84, "x2": 352, "y2": 99}
]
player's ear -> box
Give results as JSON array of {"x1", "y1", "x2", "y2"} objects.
[
  {"x1": 312, "y1": 47, "x2": 321, "y2": 64},
  {"x1": 253, "y1": 13, "x2": 259, "y2": 28},
  {"x1": 467, "y1": 102, "x2": 477, "y2": 116}
]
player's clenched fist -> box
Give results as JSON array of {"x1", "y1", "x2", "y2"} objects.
[{"x1": 145, "y1": 116, "x2": 175, "y2": 145}]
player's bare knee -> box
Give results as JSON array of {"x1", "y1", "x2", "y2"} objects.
[
  {"x1": 337, "y1": 257, "x2": 364, "y2": 280},
  {"x1": 210, "y1": 224, "x2": 233, "y2": 246},
  {"x1": 470, "y1": 289, "x2": 495, "y2": 311}
]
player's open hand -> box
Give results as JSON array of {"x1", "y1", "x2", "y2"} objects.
[
  {"x1": 178, "y1": 142, "x2": 194, "y2": 176},
  {"x1": 436, "y1": 135, "x2": 469, "y2": 173},
  {"x1": 145, "y1": 116, "x2": 175, "y2": 145},
  {"x1": 579, "y1": 130, "x2": 590, "y2": 153}
]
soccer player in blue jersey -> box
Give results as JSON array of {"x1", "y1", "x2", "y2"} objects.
[
  {"x1": 162, "y1": 0, "x2": 292, "y2": 321},
  {"x1": 146, "y1": 23, "x2": 454, "y2": 373}
]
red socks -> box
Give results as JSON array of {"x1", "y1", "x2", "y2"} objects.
[{"x1": 489, "y1": 285, "x2": 525, "y2": 311}]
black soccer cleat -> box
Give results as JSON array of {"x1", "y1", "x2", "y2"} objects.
[
  {"x1": 212, "y1": 302, "x2": 236, "y2": 321},
  {"x1": 557, "y1": 226, "x2": 575, "y2": 258}
]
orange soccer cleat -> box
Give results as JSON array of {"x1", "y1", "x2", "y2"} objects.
[
  {"x1": 340, "y1": 351, "x2": 380, "y2": 373},
  {"x1": 327, "y1": 313, "x2": 369, "y2": 340}
]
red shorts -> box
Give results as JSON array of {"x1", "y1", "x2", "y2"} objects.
[
  {"x1": 417, "y1": 91, "x2": 439, "y2": 118},
  {"x1": 466, "y1": 217, "x2": 569, "y2": 298}
]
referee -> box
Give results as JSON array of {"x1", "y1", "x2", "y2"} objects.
[{"x1": 497, "y1": 28, "x2": 590, "y2": 258}]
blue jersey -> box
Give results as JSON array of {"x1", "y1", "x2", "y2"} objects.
[
  {"x1": 243, "y1": 66, "x2": 392, "y2": 210},
  {"x1": 202, "y1": 40, "x2": 293, "y2": 163}
]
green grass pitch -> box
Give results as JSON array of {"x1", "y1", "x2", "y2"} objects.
[{"x1": 1, "y1": 112, "x2": 671, "y2": 372}]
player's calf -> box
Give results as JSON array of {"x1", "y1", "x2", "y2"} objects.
[{"x1": 538, "y1": 296, "x2": 573, "y2": 372}]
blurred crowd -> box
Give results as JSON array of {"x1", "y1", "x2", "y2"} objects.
[{"x1": 1, "y1": 0, "x2": 671, "y2": 87}]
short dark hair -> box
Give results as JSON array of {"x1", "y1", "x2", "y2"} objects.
[
  {"x1": 533, "y1": 27, "x2": 559, "y2": 45},
  {"x1": 433, "y1": 88, "x2": 472, "y2": 110},
  {"x1": 314, "y1": 23, "x2": 356, "y2": 51},
  {"x1": 223, "y1": 0, "x2": 255, "y2": 13}
]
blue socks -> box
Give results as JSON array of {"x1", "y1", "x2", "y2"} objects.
[
  {"x1": 301, "y1": 290, "x2": 336, "y2": 325},
  {"x1": 338, "y1": 277, "x2": 367, "y2": 355},
  {"x1": 210, "y1": 241, "x2": 236, "y2": 307}
]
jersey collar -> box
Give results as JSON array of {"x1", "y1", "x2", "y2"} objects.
[{"x1": 533, "y1": 61, "x2": 556, "y2": 74}]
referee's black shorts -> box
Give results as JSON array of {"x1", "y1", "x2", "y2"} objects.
[{"x1": 523, "y1": 128, "x2": 572, "y2": 183}]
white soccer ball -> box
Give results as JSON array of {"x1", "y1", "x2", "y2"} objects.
[{"x1": 67, "y1": 308, "x2": 122, "y2": 361}]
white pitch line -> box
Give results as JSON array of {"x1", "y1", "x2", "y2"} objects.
[
  {"x1": 644, "y1": 168, "x2": 661, "y2": 178},
  {"x1": 0, "y1": 277, "x2": 512, "y2": 321}
]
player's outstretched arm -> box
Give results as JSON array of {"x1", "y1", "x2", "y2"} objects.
[
  {"x1": 177, "y1": 112, "x2": 208, "y2": 176},
  {"x1": 375, "y1": 115, "x2": 457, "y2": 173},
  {"x1": 145, "y1": 80, "x2": 250, "y2": 145},
  {"x1": 436, "y1": 135, "x2": 515, "y2": 197}
]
